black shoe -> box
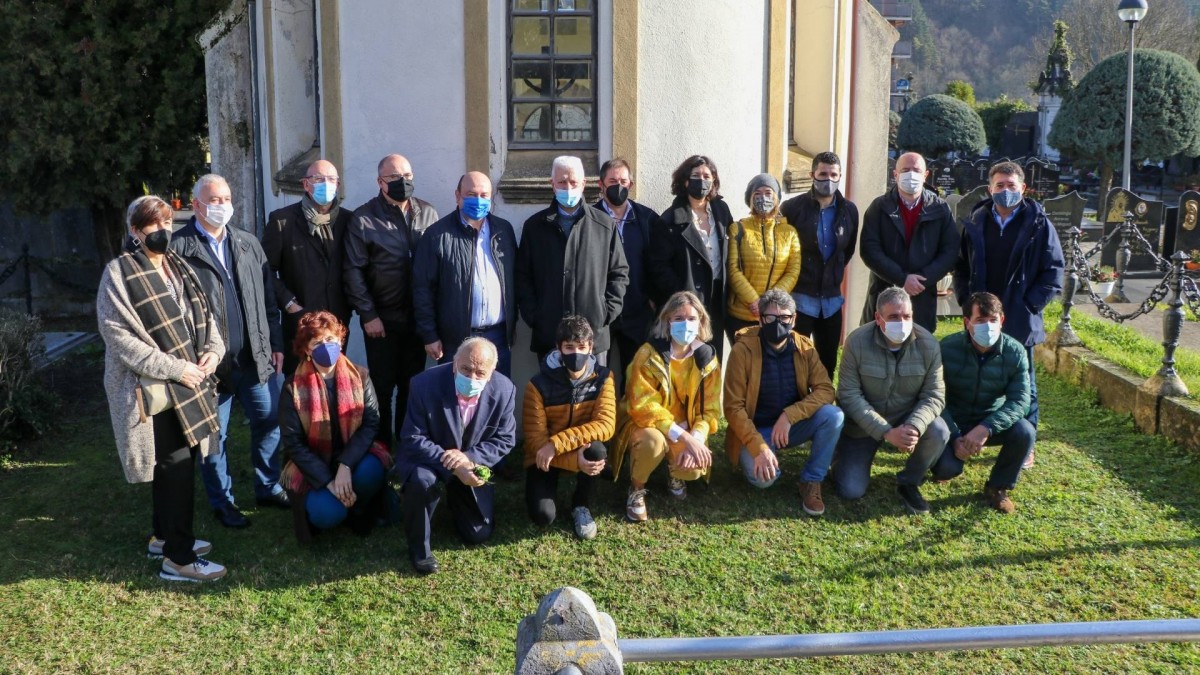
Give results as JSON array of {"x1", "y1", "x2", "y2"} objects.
[
  {"x1": 255, "y1": 491, "x2": 291, "y2": 509},
  {"x1": 213, "y1": 503, "x2": 251, "y2": 528},
  {"x1": 411, "y1": 555, "x2": 439, "y2": 575},
  {"x1": 897, "y1": 484, "x2": 930, "y2": 515}
]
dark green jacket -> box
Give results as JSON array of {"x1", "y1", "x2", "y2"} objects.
[{"x1": 938, "y1": 331, "x2": 1030, "y2": 436}]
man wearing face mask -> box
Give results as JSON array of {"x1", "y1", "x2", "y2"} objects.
[
  {"x1": 780, "y1": 151, "x2": 860, "y2": 380},
  {"x1": 859, "y1": 151, "x2": 960, "y2": 333},
  {"x1": 954, "y1": 162, "x2": 1063, "y2": 467},
  {"x1": 264, "y1": 159, "x2": 354, "y2": 376},
  {"x1": 170, "y1": 174, "x2": 287, "y2": 528},
  {"x1": 344, "y1": 154, "x2": 440, "y2": 449},
  {"x1": 723, "y1": 290, "x2": 843, "y2": 515},
  {"x1": 412, "y1": 171, "x2": 517, "y2": 377},
  {"x1": 595, "y1": 158, "x2": 657, "y2": 390},
  {"x1": 516, "y1": 155, "x2": 629, "y2": 366},
  {"x1": 834, "y1": 287, "x2": 948, "y2": 514},
  {"x1": 396, "y1": 338, "x2": 516, "y2": 574},
  {"x1": 931, "y1": 292, "x2": 1033, "y2": 514}
]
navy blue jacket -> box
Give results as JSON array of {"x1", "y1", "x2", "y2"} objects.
[
  {"x1": 412, "y1": 210, "x2": 518, "y2": 352},
  {"x1": 954, "y1": 197, "x2": 1064, "y2": 346},
  {"x1": 595, "y1": 198, "x2": 658, "y2": 344},
  {"x1": 396, "y1": 363, "x2": 517, "y2": 483}
]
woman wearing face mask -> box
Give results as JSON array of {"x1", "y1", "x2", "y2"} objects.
[
  {"x1": 278, "y1": 311, "x2": 393, "y2": 542},
  {"x1": 97, "y1": 195, "x2": 226, "y2": 582},
  {"x1": 611, "y1": 291, "x2": 722, "y2": 522},
  {"x1": 726, "y1": 173, "x2": 802, "y2": 342},
  {"x1": 648, "y1": 155, "x2": 734, "y2": 356}
]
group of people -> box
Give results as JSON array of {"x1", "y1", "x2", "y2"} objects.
[{"x1": 97, "y1": 148, "x2": 1063, "y2": 581}]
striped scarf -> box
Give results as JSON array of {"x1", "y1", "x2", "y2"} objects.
[
  {"x1": 117, "y1": 248, "x2": 220, "y2": 447},
  {"x1": 280, "y1": 356, "x2": 393, "y2": 495}
]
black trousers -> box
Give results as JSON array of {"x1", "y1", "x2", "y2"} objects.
[
  {"x1": 363, "y1": 321, "x2": 426, "y2": 448},
  {"x1": 525, "y1": 464, "x2": 597, "y2": 526},
  {"x1": 611, "y1": 331, "x2": 643, "y2": 396},
  {"x1": 402, "y1": 465, "x2": 494, "y2": 561},
  {"x1": 152, "y1": 410, "x2": 199, "y2": 566},
  {"x1": 724, "y1": 316, "x2": 759, "y2": 345},
  {"x1": 794, "y1": 308, "x2": 843, "y2": 382}
]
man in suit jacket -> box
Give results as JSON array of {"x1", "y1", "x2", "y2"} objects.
[
  {"x1": 396, "y1": 337, "x2": 516, "y2": 575},
  {"x1": 263, "y1": 159, "x2": 353, "y2": 375}
]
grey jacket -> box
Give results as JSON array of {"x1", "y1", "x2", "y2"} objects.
[{"x1": 836, "y1": 321, "x2": 945, "y2": 440}]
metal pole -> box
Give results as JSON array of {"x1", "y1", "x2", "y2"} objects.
[
  {"x1": 22, "y1": 244, "x2": 32, "y2": 316},
  {"x1": 1053, "y1": 226, "x2": 1083, "y2": 346},
  {"x1": 618, "y1": 620, "x2": 1200, "y2": 663},
  {"x1": 1106, "y1": 211, "x2": 1134, "y2": 303},
  {"x1": 1142, "y1": 251, "x2": 1190, "y2": 397},
  {"x1": 1122, "y1": 20, "x2": 1136, "y2": 191}
]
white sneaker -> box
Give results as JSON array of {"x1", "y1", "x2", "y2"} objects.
[
  {"x1": 147, "y1": 536, "x2": 212, "y2": 560},
  {"x1": 572, "y1": 506, "x2": 597, "y2": 540},
  {"x1": 626, "y1": 487, "x2": 648, "y2": 522},
  {"x1": 667, "y1": 477, "x2": 687, "y2": 500},
  {"x1": 160, "y1": 557, "x2": 227, "y2": 582},
  {"x1": 1023, "y1": 449, "x2": 1036, "y2": 469}
]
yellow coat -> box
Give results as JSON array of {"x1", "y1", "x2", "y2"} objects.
[{"x1": 726, "y1": 215, "x2": 802, "y2": 322}]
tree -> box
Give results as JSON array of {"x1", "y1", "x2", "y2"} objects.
[
  {"x1": 1048, "y1": 49, "x2": 1200, "y2": 195},
  {"x1": 888, "y1": 111, "x2": 902, "y2": 149},
  {"x1": 943, "y1": 80, "x2": 976, "y2": 106},
  {"x1": 895, "y1": 94, "x2": 987, "y2": 157},
  {"x1": 977, "y1": 95, "x2": 1035, "y2": 152},
  {"x1": 0, "y1": 1, "x2": 225, "y2": 258},
  {"x1": 1055, "y1": 0, "x2": 1200, "y2": 77}
]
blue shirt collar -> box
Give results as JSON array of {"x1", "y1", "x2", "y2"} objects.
[{"x1": 193, "y1": 218, "x2": 227, "y2": 246}]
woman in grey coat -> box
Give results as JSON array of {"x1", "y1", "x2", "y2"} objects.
[{"x1": 97, "y1": 196, "x2": 227, "y2": 582}]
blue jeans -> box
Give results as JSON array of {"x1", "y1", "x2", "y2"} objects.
[
  {"x1": 931, "y1": 418, "x2": 1035, "y2": 490},
  {"x1": 832, "y1": 417, "x2": 951, "y2": 500},
  {"x1": 738, "y1": 404, "x2": 844, "y2": 487},
  {"x1": 304, "y1": 454, "x2": 386, "y2": 529},
  {"x1": 202, "y1": 364, "x2": 282, "y2": 508}
]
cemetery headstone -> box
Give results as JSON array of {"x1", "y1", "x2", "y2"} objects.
[
  {"x1": 1100, "y1": 188, "x2": 1165, "y2": 273},
  {"x1": 1173, "y1": 190, "x2": 1200, "y2": 258},
  {"x1": 1042, "y1": 191, "x2": 1085, "y2": 240},
  {"x1": 932, "y1": 161, "x2": 957, "y2": 197},
  {"x1": 952, "y1": 184, "x2": 991, "y2": 226}
]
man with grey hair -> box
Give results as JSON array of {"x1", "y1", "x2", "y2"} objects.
[
  {"x1": 344, "y1": 153, "x2": 440, "y2": 449},
  {"x1": 834, "y1": 286, "x2": 948, "y2": 514},
  {"x1": 170, "y1": 173, "x2": 287, "y2": 528},
  {"x1": 396, "y1": 337, "x2": 516, "y2": 575},
  {"x1": 516, "y1": 155, "x2": 629, "y2": 365},
  {"x1": 723, "y1": 289, "x2": 844, "y2": 515}
]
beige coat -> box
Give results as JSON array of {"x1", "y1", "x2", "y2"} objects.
[{"x1": 96, "y1": 258, "x2": 225, "y2": 483}]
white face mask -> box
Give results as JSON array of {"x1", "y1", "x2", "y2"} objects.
[
  {"x1": 204, "y1": 202, "x2": 234, "y2": 229},
  {"x1": 897, "y1": 171, "x2": 924, "y2": 195},
  {"x1": 882, "y1": 319, "x2": 913, "y2": 344}
]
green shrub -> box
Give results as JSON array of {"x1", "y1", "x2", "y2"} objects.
[{"x1": 0, "y1": 310, "x2": 57, "y2": 457}]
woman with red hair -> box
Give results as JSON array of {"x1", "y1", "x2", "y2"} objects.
[{"x1": 278, "y1": 311, "x2": 392, "y2": 540}]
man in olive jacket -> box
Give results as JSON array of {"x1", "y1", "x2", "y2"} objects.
[
  {"x1": 835, "y1": 286, "x2": 948, "y2": 514},
  {"x1": 932, "y1": 292, "x2": 1033, "y2": 514}
]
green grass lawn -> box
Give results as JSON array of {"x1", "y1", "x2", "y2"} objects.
[{"x1": 3, "y1": 342, "x2": 1200, "y2": 672}]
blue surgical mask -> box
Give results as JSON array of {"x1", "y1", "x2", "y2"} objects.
[
  {"x1": 971, "y1": 321, "x2": 1002, "y2": 349},
  {"x1": 455, "y1": 371, "x2": 487, "y2": 399},
  {"x1": 555, "y1": 188, "x2": 582, "y2": 209},
  {"x1": 311, "y1": 182, "x2": 337, "y2": 206},
  {"x1": 311, "y1": 341, "x2": 340, "y2": 368},
  {"x1": 993, "y1": 189, "x2": 1023, "y2": 209},
  {"x1": 461, "y1": 196, "x2": 491, "y2": 220},
  {"x1": 670, "y1": 319, "x2": 700, "y2": 346}
]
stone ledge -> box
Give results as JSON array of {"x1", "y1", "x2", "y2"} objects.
[{"x1": 1160, "y1": 396, "x2": 1200, "y2": 454}]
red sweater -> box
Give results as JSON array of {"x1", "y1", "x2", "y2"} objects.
[{"x1": 899, "y1": 197, "x2": 921, "y2": 246}]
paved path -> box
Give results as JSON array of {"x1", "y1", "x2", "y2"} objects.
[{"x1": 1066, "y1": 274, "x2": 1200, "y2": 352}]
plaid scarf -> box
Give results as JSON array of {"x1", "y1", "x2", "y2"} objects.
[
  {"x1": 280, "y1": 355, "x2": 393, "y2": 495},
  {"x1": 118, "y1": 248, "x2": 220, "y2": 447}
]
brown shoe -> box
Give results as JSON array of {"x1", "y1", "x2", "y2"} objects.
[
  {"x1": 799, "y1": 481, "x2": 825, "y2": 516},
  {"x1": 984, "y1": 485, "x2": 1016, "y2": 514}
]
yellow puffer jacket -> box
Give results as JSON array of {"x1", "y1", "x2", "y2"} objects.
[{"x1": 727, "y1": 215, "x2": 802, "y2": 321}]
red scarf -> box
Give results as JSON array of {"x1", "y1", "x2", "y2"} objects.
[{"x1": 280, "y1": 356, "x2": 392, "y2": 494}]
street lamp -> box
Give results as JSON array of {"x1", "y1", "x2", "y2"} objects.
[{"x1": 1118, "y1": 0, "x2": 1148, "y2": 191}]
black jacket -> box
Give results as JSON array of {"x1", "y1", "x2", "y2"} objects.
[
  {"x1": 169, "y1": 219, "x2": 282, "y2": 385},
  {"x1": 279, "y1": 369, "x2": 380, "y2": 490},
  {"x1": 343, "y1": 194, "x2": 439, "y2": 326},
  {"x1": 780, "y1": 189, "x2": 859, "y2": 301},
  {"x1": 595, "y1": 198, "x2": 658, "y2": 344},
  {"x1": 648, "y1": 195, "x2": 733, "y2": 349},
  {"x1": 412, "y1": 210, "x2": 518, "y2": 351},
  {"x1": 858, "y1": 188, "x2": 960, "y2": 331},
  {"x1": 262, "y1": 201, "x2": 352, "y2": 323},
  {"x1": 515, "y1": 202, "x2": 630, "y2": 354}
]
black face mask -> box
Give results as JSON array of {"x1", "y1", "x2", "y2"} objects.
[
  {"x1": 686, "y1": 178, "x2": 713, "y2": 200},
  {"x1": 143, "y1": 229, "x2": 172, "y2": 254},
  {"x1": 761, "y1": 320, "x2": 792, "y2": 344},
  {"x1": 605, "y1": 184, "x2": 629, "y2": 206},
  {"x1": 561, "y1": 351, "x2": 589, "y2": 372},
  {"x1": 386, "y1": 177, "x2": 414, "y2": 202}
]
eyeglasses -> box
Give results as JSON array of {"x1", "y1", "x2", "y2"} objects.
[
  {"x1": 761, "y1": 313, "x2": 795, "y2": 324},
  {"x1": 379, "y1": 173, "x2": 412, "y2": 182},
  {"x1": 305, "y1": 175, "x2": 339, "y2": 184}
]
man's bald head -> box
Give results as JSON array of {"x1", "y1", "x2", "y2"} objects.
[
  {"x1": 377, "y1": 154, "x2": 412, "y2": 177},
  {"x1": 307, "y1": 159, "x2": 337, "y2": 178},
  {"x1": 457, "y1": 171, "x2": 492, "y2": 197},
  {"x1": 303, "y1": 159, "x2": 339, "y2": 207},
  {"x1": 896, "y1": 152, "x2": 926, "y2": 174}
]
